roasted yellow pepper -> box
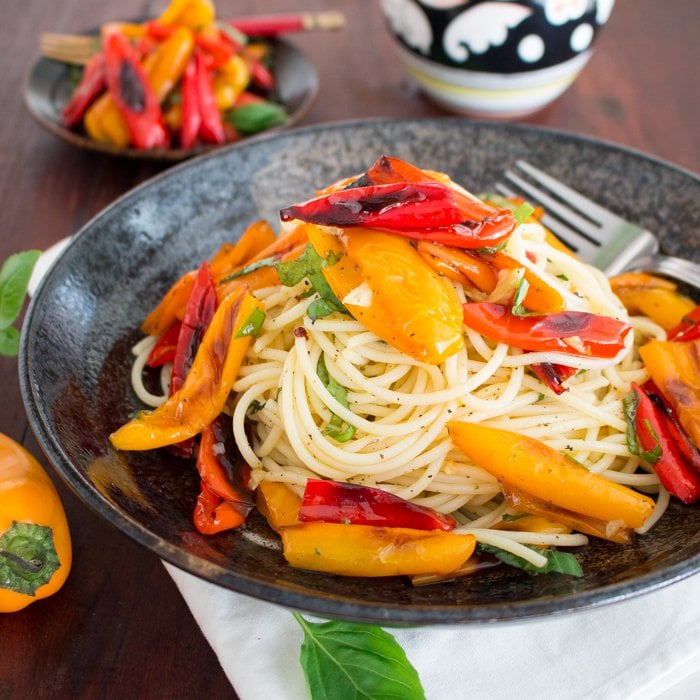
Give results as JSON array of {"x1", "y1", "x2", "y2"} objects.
[
  {"x1": 256, "y1": 481, "x2": 302, "y2": 531},
  {"x1": 306, "y1": 224, "x2": 464, "y2": 365},
  {"x1": 157, "y1": 0, "x2": 215, "y2": 29},
  {"x1": 448, "y1": 421, "x2": 655, "y2": 529},
  {"x1": 610, "y1": 272, "x2": 695, "y2": 330},
  {"x1": 0, "y1": 434, "x2": 71, "y2": 612},
  {"x1": 281, "y1": 522, "x2": 476, "y2": 577},
  {"x1": 111, "y1": 286, "x2": 262, "y2": 450}
]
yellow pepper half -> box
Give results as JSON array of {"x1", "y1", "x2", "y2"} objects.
[
  {"x1": 610, "y1": 272, "x2": 696, "y2": 330},
  {"x1": 448, "y1": 421, "x2": 655, "y2": 529},
  {"x1": 306, "y1": 224, "x2": 465, "y2": 365},
  {"x1": 256, "y1": 480, "x2": 302, "y2": 532},
  {"x1": 0, "y1": 434, "x2": 72, "y2": 613},
  {"x1": 157, "y1": 0, "x2": 216, "y2": 29},
  {"x1": 281, "y1": 522, "x2": 476, "y2": 577},
  {"x1": 111, "y1": 286, "x2": 262, "y2": 450}
]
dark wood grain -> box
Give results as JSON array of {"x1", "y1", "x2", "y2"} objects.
[{"x1": 1, "y1": 0, "x2": 698, "y2": 698}]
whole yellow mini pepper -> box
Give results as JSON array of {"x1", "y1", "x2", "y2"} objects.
[{"x1": 0, "y1": 433, "x2": 72, "y2": 612}]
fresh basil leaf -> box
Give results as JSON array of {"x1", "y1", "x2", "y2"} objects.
[
  {"x1": 511, "y1": 276, "x2": 530, "y2": 316},
  {"x1": 293, "y1": 614, "x2": 425, "y2": 700},
  {"x1": 0, "y1": 521, "x2": 61, "y2": 595},
  {"x1": 276, "y1": 244, "x2": 347, "y2": 319},
  {"x1": 0, "y1": 250, "x2": 41, "y2": 330},
  {"x1": 317, "y1": 354, "x2": 356, "y2": 442},
  {"x1": 477, "y1": 543, "x2": 583, "y2": 577},
  {"x1": 225, "y1": 102, "x2": 287, "y2": 135},
  {"x1": 220, "y1": 255, "x2": 279, "y2": 283},
  {"x1": 235, "y1": 307, "x2": 266, "y2": 338},
  {"x1": 0, "y1": 327, "x2": 20, "y2": 356},
  {"x1": 0, "y1": 250, "x2": 40, "y2": 357},
  {"x1": 478, "y1": 194, "x2": 535, "y2": 227}
]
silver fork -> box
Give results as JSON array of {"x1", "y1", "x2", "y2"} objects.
[{"x1": 496, "y1": 160, "x2": 700, "y2": 288}]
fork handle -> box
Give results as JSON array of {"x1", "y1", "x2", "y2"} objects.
[{"x1": 627, "y1": 253, "x2": 700, "y2": 290}]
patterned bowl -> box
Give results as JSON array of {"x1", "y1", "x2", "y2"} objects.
[{"x1": 380, "y1": 0, "x2": 616, "y2": 118}]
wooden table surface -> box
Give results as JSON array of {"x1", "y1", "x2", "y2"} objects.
[{"x1": 1, "y1": 0, "x2": 698, "y2": 697}]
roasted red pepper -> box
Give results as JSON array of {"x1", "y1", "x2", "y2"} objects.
[
  {"x1": 194, "y1": 50, "x2": 225, "y2": 144},
  {"x1": 281, "y1": 173, "x2": 515, "y2": 249},
  {"x1": 667, "y1": 305, "x2": 700, "y2": 342},
  {"x1": 530, "y1": 363, "x2": 578, "y2": 394},
  {"x1": 180, "y1": 51, "x2": 225, "y2": 147},
  {"x1": 195, "y1": 32, "x2": 234, "y2": 70},
  {"x1": 102, "y1": 30, "x2": 169, "y2": 149},
  {"x1": 462, "y1": 303, "x2": 632, "y2": 359},
  {"x1": 171, "y1": 261, "x2": 217, "y2": 395},
  {"x1": 180, "y1": 56, "x2": 201, "y2": 149},
  {"x1": 60, "y1": 52, "x2": 106, "y2": 128},
  {"x1": 355, "y1": 155, "x2": 516, "y2": 248},
  {"x1": 298, "y1": 479, "x2": 456, "y2": 531},
  {"x1": 146, "y1": 321, "x2": 182, "y2": 367},
  {"x1": 193, "y1": 415, "x2": 254, "y2": 535},
  {"x1": 641, "y1": 380, "x2": 700, "y2": 473},
  {"x1": 248, "y1": 57, "x2": 275, "y2": 90},
  {"x1": 624, "y1": 384, "x2": 700, "y2": 504}
]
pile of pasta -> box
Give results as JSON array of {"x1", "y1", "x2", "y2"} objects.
[{"x1": 113, "y1": 155, "x2": 699, "y2": 581}]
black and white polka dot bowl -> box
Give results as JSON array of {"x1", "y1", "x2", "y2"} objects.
[{"x1": 380, "y1": 0, "x2": 615, "y2": 118}]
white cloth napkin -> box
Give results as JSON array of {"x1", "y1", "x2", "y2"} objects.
[{"x1": 165, "y1": 563, "x2": 700, "y2": 700}]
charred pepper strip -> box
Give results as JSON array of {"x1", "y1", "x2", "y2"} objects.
[
  {"x1": 60, "y1": 52, "x2": 106, "y2": 128},
  {"x1": 299, "y1": 479, "x2": 456, "y2": 531},
  {"x1": 171, "y1": 262, "x2": 218, "y2": 395},
  {"x1": 281, "y1": 182, "x2": 466, "y2": 229},
  {"x1": 624, "y1": 384, "x2": 700, "y2": 504},
  {"x1": 462, "y1": 303, "x2": 632, "y2": 359},
  {"x1": 102, "y1": 30, "x2": 169, "y2": 149},
  {"x1": 180, "y1": 57, "x2": 201, "y2": 149},
  {"x1": 193, "y1": 416, "x2": 254, "y2": 534},
  {"x1": 194, "y1": 50, "x2": 225, "y2": 144},
  {"x1": 146, "y1": 321, "x2": 182, "y2": 367}
]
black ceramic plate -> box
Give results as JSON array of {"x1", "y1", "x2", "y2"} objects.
[
  {"x1": 24, "y1": 35, "x2": 318, "y2": 161},
  {"x1": 20, "y1": 119, "x2": 700, "y2": 624}
]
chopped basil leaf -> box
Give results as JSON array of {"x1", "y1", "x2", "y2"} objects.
[
  {"x1": 623, "y1": 390, "x2": 662, "y2": 464},
  {"x1": 317, "y1": 354, "x2": 356, "y2": 442},
  {"x1": 513, "y1": 202, "x2": 536, "y2": 226},
  {"x1": 247, "y1": 399, "x2": 266, "y2": 414},
  {"x1": 477, "y1": 543, "x2": 583, "y2": 577},
  {"x1": 511, "y1": 277, "x2": 530, "y2": 316},
  {"x1": 501, "y1": 513, "x2": 527, "y2": 522},
  {"x1": 235, "y1": 307, "x2": 266, "y2": 338},
  {"x1": 0, "y1": 521, "x2": 61, "y2": 595},
  {"x1": 225, "y1": 102, "x2": 287, "y2": 135},
  {"x1": 276, "y1": 244, "x2": 347, "y2": 320},
  {"x1": 293, "y1": 614, "x2": 425, "y2": 700},
  {"x1": 220, "y1": 255, "x2": 279, "y2": 283},
  {"x1": 0, "y1": 250, "x2": 41, "y2": 357}
]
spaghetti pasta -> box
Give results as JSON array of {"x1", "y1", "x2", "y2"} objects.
[{"x1": 121, "y1": 155, "x2": 698, "y2": 578}]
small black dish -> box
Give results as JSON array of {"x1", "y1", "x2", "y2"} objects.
[{"x1": 24, "y1": 34, "x2": 318, "y2": 161}]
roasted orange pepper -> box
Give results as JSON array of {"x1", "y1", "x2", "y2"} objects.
[
  {"x1": 306, "y1": 224, "x2": 464, "y2": 365},
  {"x1": 639, "y1": 339, "x2": 700, "y2": 448},
  {"x1": 0, "y1": 434, "x2": 71, "y2": 612},
  {"x1": 610, "y1": 272, "x2": 695, "y2": 330},
  {"x1": 281, "y1": 522, "x2": 476, "y2": 577},
  {"x1": 111, "y1": 286, "x2": 262, "y2": 450},
  {"x1": 141, "y1": 219, "x2": 277, "y2": 336},
  {"x1": 448, "y1": 421, "x2": 655, "y2": 529}
]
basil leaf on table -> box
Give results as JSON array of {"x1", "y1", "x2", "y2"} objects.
[
  {"x1": 293, "y1": 614, "x2": 425, "y2": 700},
  {"x1": 0, "y1": 250, "x2": 41, "y2": 357}
]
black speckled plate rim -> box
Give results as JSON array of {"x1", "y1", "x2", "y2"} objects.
[{"x1": 19, "y1": 117, "x2": 700, "y2": 626}]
